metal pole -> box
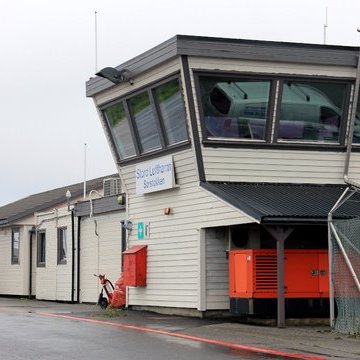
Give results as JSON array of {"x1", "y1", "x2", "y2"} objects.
[
  {"x1": 95, "y1": 11, "x2": 98, "y2": 73},
  {"x1": 83, "y1": 143, "x2": 87, "y2": 199},
  {"x1": 277, "y1": 238, "x2": 285, "y2": 327},
  {"x1": 344, "y1": 38, "x2": 360, "y2": 178}
]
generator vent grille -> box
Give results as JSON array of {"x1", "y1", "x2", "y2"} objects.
[{"x1": 254, "y1": 254, "x2": 277, "y2": 291}]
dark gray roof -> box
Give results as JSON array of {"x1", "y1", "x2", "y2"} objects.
[
  {"x1": 86, "y1": 34, "x2": 359, "y2": 97},
  {"x1": 201, "y1": 182, "x2": 360, "y2": 224},
  {"x1": 74, "y1": 195, "x2": 125, "y2": 217},
  {"x1": 0, "y1": 175, "x2": 118, "y2": 226}
]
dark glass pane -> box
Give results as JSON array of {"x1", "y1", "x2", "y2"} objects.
[
  {"x1": 104, "y1": 103, "x2": 136, "y2": 159},
  {"x1": 130, "y1": 92, "x2": 161, "y2": 153},
  {"x1": 155, "y1": 79, "x2": 188, "y2": 145},
  {"x1": 277, "y1": 81, "x2": 345, "y2": 142},
  {"x1": 353, "y1": 87, "x2": 360, "y2": 144},
  {"x1": 199, "y1": 77, "x2": 270, "y2": 140},
  {"x1": 12, "y1": 230, "x2": 19, "y2": 264}
]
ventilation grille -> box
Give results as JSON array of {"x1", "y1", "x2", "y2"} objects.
[
  {"x1": 103, "y1": 178, "x2": 121, "y2": 197},
  {"x1": 254, "y1": 254, "x2": 277, "y2": 291}
]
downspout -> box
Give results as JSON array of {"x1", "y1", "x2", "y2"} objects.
[
  {"x1": 76, "y1": 216, "x2": 81, "y2": 303},
  {"x1": 343, "y1": 44, "x2": 360, "y2": 182},
  {"x1": 28, "y1": 227, "x2": 35, "y2": 299},
  {"x1": 71, "y1": 209, "x2": 75, "y2": 303}
]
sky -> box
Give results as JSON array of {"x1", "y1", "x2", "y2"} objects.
[{"x1": 1, "y1": 0, "x2": 360, "y2": 206}]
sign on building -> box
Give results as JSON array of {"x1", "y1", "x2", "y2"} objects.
[{"x1": 135, "y1": 156, "x2": 175, "y2": 194}]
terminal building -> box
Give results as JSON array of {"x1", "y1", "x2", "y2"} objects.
[{"x1": 86, "y1": 35, "x2": 360, "y2": 319}]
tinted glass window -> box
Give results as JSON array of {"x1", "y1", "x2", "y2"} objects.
[
  {"x1": 130, "y1": 92, "x2": 162, "y2": 153},
  {"x1": 199, "y1": 77, "x2": 271, "y2": 140},
  {"x1": 11, "y1": 229, "x2": 20, "y2": 264},
  {"x1": 277, "y1": 81, "x2": 345, "y2": 142},
  {"x1": 104, "y1": 103, "x2": 136, "y2": 159},
  {"x1": 155, "y1": 79, "x2": 188, "y2": 145},
  {"x1": 353, "y1": 87, "x2": 360, "y2": 144}
]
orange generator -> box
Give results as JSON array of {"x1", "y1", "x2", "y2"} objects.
[{"x1": 229, "y1": 249, "x2": 329, "y2": 316}]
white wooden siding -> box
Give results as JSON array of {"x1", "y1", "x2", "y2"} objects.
[
  {"x1": 121, "y1": 148, "x2": 251, "y2": 309},
  {"x1": 205, "y1": 228, "x2": 229, "y2": 310},
  {"x1": 79, "y1": 212, "x2": 125, "y2": 303},
  {"x1": 188, "y1": 56, "x2": 360, "y2": 185},
  {"x1": 0, "y1": 226, "x2": 31, "y2": 296},
  {"x1": 35, "y1": 208, "x2": 73, "y2": 301}
]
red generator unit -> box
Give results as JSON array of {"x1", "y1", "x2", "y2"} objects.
[{"x1": 229, "y1": 249, "x2": 329, "y2": 316}]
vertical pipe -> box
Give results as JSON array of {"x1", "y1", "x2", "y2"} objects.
[
  {"x1": 83, "y1": 143, "x2": 87, "y2": 199},
  {"x1": 77, "y1": 216, "x2": 81, "y2": 303},
  {"x1": 277, "y1": 238, "x2": 285, "y2": 327},
  {"x1": 28, "y1": 228, "x2": 34, "y2": 299},
  {"x1": 71, "y1": 210, "x2": 75, "y2": 303}
]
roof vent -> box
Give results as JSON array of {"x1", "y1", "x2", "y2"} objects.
[{"x1": 103, "y1": 178, "x2": 121, "y2": 197}]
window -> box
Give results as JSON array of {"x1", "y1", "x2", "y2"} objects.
[
  {"x1": 277, "y1": 81, "x2": 346, "y2": 143},
  {"x1": 154, "y1": 79, "x2": 188, "y2": 145},
  {"x1": 353, "y1": 86, "x2": 360, "y2": 144},
  {"x1": 57, "y1": 227, "x2": 67, "y2": 265},
  {"x1": 37, "y1": 231, "x2": 46, "y2": 267},
  {"x1": 104, "y1": 102, "x2": 136, "y2": 159},
  {"x1": 198, "y1": 75, "x2": 272, "y2": 140},
  {"x1": 11, "y1": 228, "x2": 20, "y2": 264},
  {"x1": 101, "y1": 76, "x2": 189, "y2": 161},
  {"x1": 197, "y1": 73, "x2": 352, "y2": 148},
  {"x1": 129, "y1": 92, "x2": 162, "y2": 153}
]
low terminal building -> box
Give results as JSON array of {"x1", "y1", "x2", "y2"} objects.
[{"x1": 86, "y1": 35, "x2": 360, "y2": 320}]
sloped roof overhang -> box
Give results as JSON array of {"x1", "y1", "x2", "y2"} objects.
[{"x1": 201, "y1": 181, "x2": 360, "y2": 225}]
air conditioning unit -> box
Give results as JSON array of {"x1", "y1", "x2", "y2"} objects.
[{"x1": 103, "y1": 178, "x2": 121, "y2": 197}]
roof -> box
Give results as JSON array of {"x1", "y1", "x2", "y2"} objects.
[
  {"x1": 0, "y1": 175, "x2": 118, "y2": 226},
  {"x1": 201, "y1": 182, "x2": 360, "y2": 224},
  {"x1": 86, "y1": 34, "x2": 359, "y2": 97},
  {"x1": 74, "y1": 195, "x2": 125, "y2": 217}
]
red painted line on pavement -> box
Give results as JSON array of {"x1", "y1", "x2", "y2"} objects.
[{"x1": 39, "y1": 312, "x2": 327, "y2": 360}]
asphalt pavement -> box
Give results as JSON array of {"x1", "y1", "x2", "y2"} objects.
[{"x1": 0, "y1": 297, "x2": 359, "y2": 359}]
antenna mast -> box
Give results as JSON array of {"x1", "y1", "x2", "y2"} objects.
[
  {"x1": 95, "y1": 11, "x2": 98, "y2": 73},
  {"x1": 323, "y1": 7, "x2": 328, "y2": 45}
]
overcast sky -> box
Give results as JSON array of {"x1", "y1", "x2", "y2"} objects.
[{"x1": 1, "y1": 0, "x2": 360, "y2": 206}]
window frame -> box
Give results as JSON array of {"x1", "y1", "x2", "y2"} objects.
[
  {"x1": 195, "y1": 72, "x2": 277, "y2": 144},
  {"x1": 11, "y1": 228, "x2": 20, "y2": 265},
  {"x1": 100, "y1": 74, "x2": 190, "y2": 165},
  {"x1": 37, "y1": 230, "x2": 46, "y2": 267},
  {"x1": 57, "y1": 227, "x2": 67, "y2": 265},
  {"x1": 195, "y1": 70, "x2": 354, "y2": 151}
]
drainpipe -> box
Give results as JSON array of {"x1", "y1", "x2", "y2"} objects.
[
  {"x1": 71, "y1": 209, "x2": 75, "y2": 303},
  {"x1": 343, "y1": 43, "x2": 360, "y2": 182},
  {"x1": 28, "y1": 226, "x2": 35, "y2": 299},
  {"x1": 76, "y1": 216, "x2": 81, "y2": 303}
]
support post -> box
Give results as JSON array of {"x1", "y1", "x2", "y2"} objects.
[{"x1": 277, "y1": 238, "x2": 285, "y2": 328}]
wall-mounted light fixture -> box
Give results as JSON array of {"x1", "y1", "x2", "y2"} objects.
[
  {"x1": 96, "y1": 67, "x2": 131, "y2": 85},
  {"x1": 65, "y1": 190, "x2": 72, "y2": 211},
  {"x1": 164, "y1": 208, "x2": 171, "y2": 215}
]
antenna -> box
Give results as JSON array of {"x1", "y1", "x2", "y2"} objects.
[
  {"x1": 84, "y1": 143, "x2": 87, "y2": 199},
  {"x1": 94, "y1": 11, "x2": 98, "y2": 73},
  {"x1": 323, "y1": 7, "x2": 328, "y2": 45}
]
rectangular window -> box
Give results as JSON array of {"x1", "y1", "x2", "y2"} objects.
[
  {"x1": 129, "y1": 92, "x2": 162, "y2": 153},
  {"x1": 277, "y1": 81, "x2": 346, "y2": 143},
  {"x1": 353, "y1": 86, "x2": 360, "y2": 144},
  {"x1": 57, "y1": 227, "x2": 67, "y2": 265},
  {"x1": 154, "y1": 79, "x2": 188, "y2": 145},
  {"x1": 198, "y1": 75, "x2": 271, "y2": 141},
  {"x1": 37, "y1": 231, "x2": 46, "y2": 267},
  {"x1": 104, "y1": 102, "x2": 136, "y2": 159},
  {"x1": 11, "y1": 228, "x2": 20, "y2": 264},
  {"x1": 101, "y1": 76, "x2": 189, "y2": 162}
]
